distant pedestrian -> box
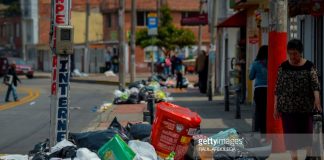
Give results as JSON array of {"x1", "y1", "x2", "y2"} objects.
[
  {"x1": 164, "y1": 55, "x2": 172, "y2": 77},
  {"x1": 196, "y1": 50, "x2": 208, "y2": 93},
  {"x1": 104, "y1": 50, "x2": 112, "y2": 71},
  {"x1": 274, "y1": 39, "x2": 321, "y2": 160},
  {"x1": 111, "y1": 53, "x2": 119, "y2": 73},
  {"x1": 4, "y1": 64, "x2": 21, "y2": 102},
  {"x1": 176, "y1": 70, "x2": 183, "y2": 90},
  {"x1": 249, "y1": 45, "x2": 268, "y2": 134},
  {"x1": 171, "y1": 55, "x2": 177, "y2": 76}
]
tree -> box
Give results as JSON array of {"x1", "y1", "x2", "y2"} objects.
[{"x1": 136, "y1": 5, "x2": 196, "y2": 56}]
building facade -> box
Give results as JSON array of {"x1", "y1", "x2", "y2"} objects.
[
  {"x1": 23, "y1": 0, "x2": 104, "y2": 72},
  {"x1": 100, "y1": 0, "x2": 211, "y2": 73}
]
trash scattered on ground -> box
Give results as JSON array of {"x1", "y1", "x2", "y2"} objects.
[
  {"x1": 70, "y1": 107, "x2": 81, "y2": 110},
  {"x1": 151, "y1": 102, "x2": 201, "y2": 160},
  {"x1": 30, "y1": 101, "x2": 36, "y2": 105},
  {"x1": 128, "y1": 140, "x2": 158, "y2": 160},
  {"x1": 50, "y1": 139, "x2": 76, "y2": 153},
  {"x1": 104, "y1": 71, "x2": 116, "y2": 77},
  {"x1": 98, "y1": 103, "x2": 112, "y2": 113},
  {"x1": 0, "y1": 155, "x2": 28, "y2": 160},
  {"x1": 69, "y1": 129, "x2": 129, "y2": 152},
  {"x1": 76, "y1": 148, "x2": 100, "y2": 160},
  {"x1": 72, "y1": 69, "x2": 89, "y2": 77},
  {"x1": 127, "y1": 122, "x2": 152, "y2": 140},
  {"x1": 98, "y1": 134, "x2": 136, "y2": 160}
]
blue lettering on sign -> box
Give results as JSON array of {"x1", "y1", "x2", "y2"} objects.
[{"x1": 56, "y1": 58, "x2": 70, "y2": 142}]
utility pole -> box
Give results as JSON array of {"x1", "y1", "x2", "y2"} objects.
[
  {"x1": 267, "y1": 0, "x2": 287, "y2": 152},
  {"x1": 207, "y1": 0, "x2": 218, "y2": 101},
  {"x1": 84, "y1": 0, "x2": 90, "y2": 73},
  {"x1": 197, "y1": 0, "x2": 204, "y2": 58},
  {"x1": 50, "y1": 0, "x2": 73, "y2": 147},
  {"x1": 157, "y1": 0, "x2": 161, "y2": 22},
  {"x1": 130, "y1": 0, "x2": 136, "y2": 83},
  {"x1": 118, "y1": 0, "x2": 126, "y2": 89}
]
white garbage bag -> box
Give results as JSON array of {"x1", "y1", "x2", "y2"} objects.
[
  {"x1": 104, "y1": 71, "x2": 116, "y2": 77},
  {"x1": 51, "y1": 139, "x2": 76, "y2": 153},
  {"x1": 130, "y1": 87, "x2": 140, "y2": 94},
  {"x1": 128, "y1": 140, "x2": 158, "y2": 160},
  {"x1": 114, "y1": 90, "x2": 123, "y2": 98},
  {"x1": 76, "y1": 148, "x2": 100, "y2": 160},
  {"x1": 0, "y1": 155, "x2": 28, "y2": 160}
]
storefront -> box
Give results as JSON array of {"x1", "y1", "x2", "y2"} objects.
[
  {"x1": 291, "y1": 0, "x2": 324, "y2": 105},
  {"x1": 228, "y1": 0, "x2": 270, "y2": 103}
]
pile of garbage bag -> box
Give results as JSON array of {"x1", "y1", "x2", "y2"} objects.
[
  {"x1": 150, "y1": 74, "x2": 189, "y2": 88},
  {"x1": 0, "y1": 103, "x2": 272, "y2": 160},
  {"x1": 113, "y1": 79, "x2": 170, "y2": 105}
]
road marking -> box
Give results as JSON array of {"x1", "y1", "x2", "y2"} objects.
[{"x1": 0, "y1": 87, "x2": 40, "y2": 111}]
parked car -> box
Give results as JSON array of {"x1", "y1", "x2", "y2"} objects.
[{"x1": 0, "y1": 57, "x2": 34, "y2": 79}]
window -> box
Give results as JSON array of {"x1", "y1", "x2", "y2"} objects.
[
  {"x1": 106, "y1": 13, "x2": 112, "y2": 28},
  {"x1": 181, "y1": 11, "x2": 200, "y2": 19},
  {"x1": 137, "y1": 11, "x2": 146, "y2": 26}
]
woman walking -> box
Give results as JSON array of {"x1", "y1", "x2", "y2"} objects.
[
  {"x1": 249, "y1": 45, "x2": 268, "y2": 134},
  {"x1": 274, "y1": 39, "x2": 321, "y2": 160}
]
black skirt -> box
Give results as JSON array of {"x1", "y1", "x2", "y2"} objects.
[{"x1": 281, "y1": 112, "x2": 313, "y2": 150}]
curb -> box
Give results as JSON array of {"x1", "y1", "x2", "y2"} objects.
[{"x1": 71, "y1": 79, "x2": 130, "y2": 86}]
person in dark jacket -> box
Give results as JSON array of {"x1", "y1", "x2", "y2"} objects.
[{"x1": 4, "y1": 64, "x2": 21, "y2": 102}]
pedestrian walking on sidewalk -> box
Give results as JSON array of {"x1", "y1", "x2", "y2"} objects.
[
  {"x1": 274, "y1": 39, "x2": 322, "y2": 160},
  {"x1": 4, "y1": 64, "x2": 21, "y2": 102},
  {"x1": 176, "y1": 70, "x2": 183, "y2": 90},
  {"x1": 111, "y1": 53, "x2": 119, "y2": 73},
  {"x1": 196, "y1": 50, "x2": 208, "y2": 93},
  {"x1": 249, "y1": 45, "x2": 268, "y2": 134},
  {"x1": 104, "y1": 50, "x2": 112, "y2": 71},
  {"x1": 164, "y1": 55, "x2": 172, "y2": 77}
]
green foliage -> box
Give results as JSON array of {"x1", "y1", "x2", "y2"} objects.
[
  {"x1": 0, "y1": 0, "x2": 21, "y2": 17},
  {"x1": 136, "y1": 5, "x2": 196, "y2": 55}
]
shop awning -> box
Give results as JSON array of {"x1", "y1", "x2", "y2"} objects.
[{"x1": 217, "y1": 10, "x2": 247, "y2": 28}]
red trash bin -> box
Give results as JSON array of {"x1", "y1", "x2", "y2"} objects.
[{"x1": 151, "y1": 102, "x2": 201, "y2": 160}]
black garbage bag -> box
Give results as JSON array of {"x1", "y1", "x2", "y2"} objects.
[
  {"x1": 49, "y1": 146, "x2": 77, "y2": 159},
  {"x1": 128, "y1": 80, "x2": 145, "y2": 89},
  {"x1": 32, "y1": 153, "x2": 49, "y2": 160},
  {"x1": 69, "y1": 129, "x2": 129, "y2": 152},
  {"x1": 127, "y1": 123, "x2": 152, "y2": 140},
  {"x1": 108, "y1": 117, "x2": 129, "y2": 136},
  {"x1": 157, "y1": 74, "x2": 168, "y2": 81},
  {"x1": 29, "y1": 139, "x2": 50, "y2": 158},
  {"x1": 113, "y1": 97, "x2": 128, "y2": 104},
  {"x1": 127, "y1": 93, "x2": 140, "y2": 104},
  {"x1": 139, "y1": 87, "x2": 149, "y2": 102}
]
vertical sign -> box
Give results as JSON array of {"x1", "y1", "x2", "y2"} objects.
[
  {"x1": 50, "y1": 0, "x2": 72, "y2": 146},
  {"x1": 147, "y1": 13, "x2": 158, "y2": 36}
]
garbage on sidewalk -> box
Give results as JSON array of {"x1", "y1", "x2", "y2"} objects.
[
  {"x1": 0, "y1": 155, "x2": 28, "y2": 160},
  {"x1": 71, "y1": 69, "x2": 89, "y2": 77},
  {"x1": 104, "y1": 71, "x2": 116, "y2": 77},
  {"x1": 113, "y1": 80, "x2": 171, "y2": 104},
  {"x1": 98, "y1": 134, "x2": 136, "y2": 160},
  {"x1": 151, "y1": 102, "x2": 202, "y2": 160},
  {"x1": 128, "y1": 140, "x2": 158, "y2": 160}
]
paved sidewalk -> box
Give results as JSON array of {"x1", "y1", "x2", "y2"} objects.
[
  {"x1": 32, "y1": 71, "x2": 198, "y2": 85},
  {"x1": 91, "y1": 87, "x2": 301, "y2": 159}
]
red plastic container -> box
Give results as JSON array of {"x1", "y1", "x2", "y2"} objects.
[{"x1": 151, "y1": 102, "x2": 201, "y2": 160}]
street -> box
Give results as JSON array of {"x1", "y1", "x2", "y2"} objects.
[{"x1": 0, "y1": 77, "x2": 117, "y2": 154}]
